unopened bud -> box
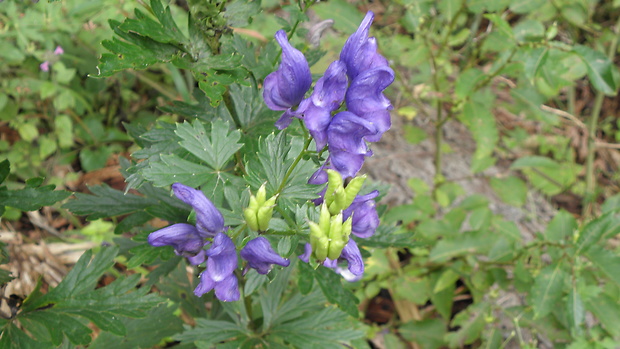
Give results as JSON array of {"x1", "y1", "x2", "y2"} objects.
[
  {"x1": 244, "y1": 184, "x2": 277, "y2": 232},
  {"x1": 324, "y1": 169, "x2": 343, "y2": 207},
  {"x1": 343, "y1": 175, "x2": 366, "y2": 208}
]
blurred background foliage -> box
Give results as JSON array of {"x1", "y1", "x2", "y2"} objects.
[{"x1": 1, "y1": 0, "x2": 620, "y2": 348}]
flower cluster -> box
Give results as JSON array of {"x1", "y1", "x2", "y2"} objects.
[
  {"x1": 148, "y1": 183, "x2": 289, "y2": 302},
  {"x1": 263, "y1": 12, "x2": 389, "y2": 281},
  {"x1": 40, "y1": 45, "x2": 64, "y2": 72},
  {"x1": 264, "y1": 11, "x2": 394, "y2": 179}
]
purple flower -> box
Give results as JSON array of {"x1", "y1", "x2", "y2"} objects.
[
  {"x1": 148, "y1": 223, "x2": 207, "y2": 265},
  {"x1": 299, "y1": 240, "x2": 364, "y2": 281},
  {"x1": 40, "y1": 61, "x2": 50, "y2": 72},
  {"x1": 345, "y1": 67, "x2": 394, "y2": 142},
  {"x1": 327, "y1": 111, "x2": 376, "y2": 178},
  {"x1": 54, "y1": 46, "x2": 64, "y2": 55},
  {"x1": 344, "y1": 191, "x2": 380, "y2": 238},
  {"x1": 172, "y1": 183, "x2": 224, "y2": 237},
  {"x1": 340, "y1": 11, "x2": 389, "y2": 81},
  {"x1": 195, "y1": 232, "x2": 240, "y2": 301},
  {"x1": 240, "y1": 237, "x2": 290, "y2": 274},
  {"x1": 264, "y1": 30, "x2": 312, "y2": 117},
  {"x1": 280, "y1": 60, "x2": 348, "y2": 149}
]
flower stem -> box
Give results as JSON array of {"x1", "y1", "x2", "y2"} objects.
[
  {"x1": 276, "y1": 136, "x2": 313, "y2": 196},
  {"x1": 582, "y1": 17, "x2": 620, "y2": 218}
]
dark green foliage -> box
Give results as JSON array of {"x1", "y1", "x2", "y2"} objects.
[{"x1": 1, "y1": 248, "x2": 163, "y2": 348}]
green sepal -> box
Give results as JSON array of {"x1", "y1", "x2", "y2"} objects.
[
  {"x1": 329, "y1": 187, "x2": 347, "y2": 215},
  {"x1": 343, "y1": 175, "x2": 366, "y2": 208},
  {"x1": 342, "y1": 216, "x2": 353, "y2": 240},
  {"x1": 257, "y1": 205, "x2": 274, "y2": 231},
  {"x1": 315, "y1": 236, "x2": 330, "y2": 261},
  {"x1": 328, "y1": 212, "x2": 344, "y2": 241},
  {"x1": 318, "y1": 204, "x2": 331, "y2": 234},
  {"x1": 243, "y1": 205, "x2": 259, "y2": 231},
  {"x1": 324, "y1": 169, "x2": 343, "y2": 207},
  {"x1": 327, "y1": 239, "x2": 345, "y2": 260},
  {"x1": 256, "y1": 183, "x2": 267, "y2": 206}
]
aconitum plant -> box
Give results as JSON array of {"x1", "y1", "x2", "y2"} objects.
[{"x1": 148, "y1": 11, "x2": 392, "y2": 302}]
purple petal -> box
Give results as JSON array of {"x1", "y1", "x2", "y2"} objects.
[
  {"x1": 148, "y1": 223, "x2": 204, "y2": 256},
  {"x1": 340, "y1": 239, "x2": 364, "y2": 276},
  {"x1": 340, "y1": 12, "x2": 375, "y2": 80},
  {"x1": 323, "y1": 258, "x2": 338, "y2": 269},
  {"x1": 40, "y1": 61, "x2": 50, "y2": 72},
  {"x1": 205, "y1": 233, "x2": 238, "y2": 282},
  {"x1": 310, "y1": 60, "x2": 348, "y2": 111},
  {"x1": 346, "y1": 67, "x2": 394, "y2": 115},
  {"x1": 214, "y1": 274, "x2": 240, "y2": 302},
  {"x1": 172, "y1": 183, "x2": 224, "y2": 237},
  {"x1": 263, "y1": 30, "x2": 312, "y2": 111},
  {"x1": 327, "y1": 111, "x2": 376, "y2": 155},
  {"x1": 240, "y1": 237, "x2": 290, "y2": 274},
  {"x1": 54, "y1": 46, "x2": 64, "y2": 55},
  {"x1": 344, "y1": 191, "x2": 380, "y2": 238},
  {"x1": 329, "y1": 150, "x2": 367, "y2": 179},
  {"x1": 301, "y1": 102, "x2": 332, "y2": 151},
  {"x1": 275, "y1": 108, "x2": 298, "y2": 129},
  {"x1": 299, "y1": 243, "x2": 313, "y2": 263},
  {"x1": 187, "y1": 249, "x2": 207, "y2": 265},
  {"x1": 194, "y1": 269, "x2": 215, "y2": 297}
]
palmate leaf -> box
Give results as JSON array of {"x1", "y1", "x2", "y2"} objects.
[
  {"x1": 175, "y1": 119, "x2": 243, "y2": 171},
  {"x1": 245, "y1": 132, "x2": 319, "y2": 204},
  {"x1": 2, "y1": 247, "x2": 163, "y2": 348},
  {"x1": 0, "y1": 162, "x2": 71, "y2": 211},
  {"x1": 63, "y1": 184, "x2": 158, "y2": 220},
  {"x1": 89, "y1": 303, "x2": 184, "y2": 349}
]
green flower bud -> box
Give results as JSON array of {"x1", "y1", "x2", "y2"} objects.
[
  {"x1": 324, "y1": 169, "x2": 343, "y2": 207},
  {"x1": 257, "y1": 204, "x2": 274, "y2": 231},
  {"x1": 328, "y1": 212, "x2": 343, "y2": 240},
  {"x1": 318, "y1": 204, "x2": 331, "y2": 234},
  {"x1": 342, "y1": 216, "x2": 353, "y2": 240},
  {"x1": 244, "y1": 184, "x2": 277, "y2": 232},
  {"x1": 343, "y1": 175, "x2": 366, "y2": 208},
  {"x1": 309, "y1": 221, "x2": 329, "y2": 261},
  {"x1": 244, "y1": 199, "x2": 260, "y2": 231},
  {"x1": 329, "y1": 187, "x2": 347, "y2": 215},
  {"x1": 327, "y1": 239, "x2": 346, "y2": 260},
  {"x1": 315, "y1": 236, "x2": 330, "y2": 261},
  {"x1": 256, "y1": 183, "x2": 267, "y2": 206}
]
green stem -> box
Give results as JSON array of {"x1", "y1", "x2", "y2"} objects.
[
  {"x1": 275, "y1": 136, "x2": 313, "y2": 195},
  {"x1": 583, "y1": 17, "x2": 620, "y2": 217},
  {"x1": 422, "y1": 33, "x2": 445, "y2": 186}
]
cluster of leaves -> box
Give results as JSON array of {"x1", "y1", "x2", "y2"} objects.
[
  {"x1": 313, "y1": 0, "x2": 620, "y2": 347},
  {"x1": 19, "y1": 0, "x2": 392, "y2": 347},
  {"x1": 4, "y1": 0, "x2": 620, "y2": 348},
  {"x1": 0, "y1": 0, "x2": 161, "y2": 223}
]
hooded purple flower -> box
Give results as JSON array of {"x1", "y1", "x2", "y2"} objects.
[
  {"x1": 327, "y1": 111, "x2": 376, "y2": 178},
  {"x1": 345, "y1": 67, "x2": 394, "y2": 142},
  {"x1": 278, "y1": 60, "x2": 349, "y2": 149},
  {"x1": 172, "y1": 183, "x2": 224, "y2": 237},
  {"x1": 340, "y1": 11, "x2": 389, "y2": 81},
  {"x1": 148, "y1": 183, "x2": 226, "y2": 265},
  {"x1": 195, "y1": 232, "x2": 240, "y2": 301},
  {"x1": 343, "y1": 191, "x2": 380, "y2": 238},
  {"x1": 240, "y1": 237, "x2": 290, "y2": 274},
  {"x1": 148, "y1": 223, "x2": 207, "y2": 265},
  {"x1": 299, "y1": 240, "x2": 364, "y2": 280},
  {"x1": 264, "y1": 30, "x2": 312, "y2": 120}
]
